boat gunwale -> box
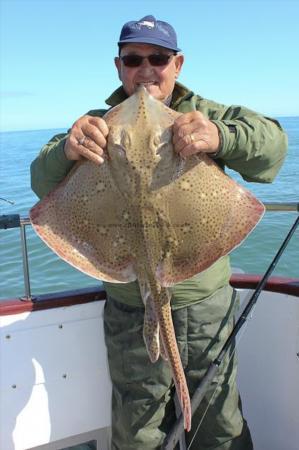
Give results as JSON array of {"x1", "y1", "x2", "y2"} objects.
[{"x1": 0, "y1": 274, "x2": 298, "y2": 317}]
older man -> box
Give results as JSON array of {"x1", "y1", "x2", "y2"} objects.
[{"x1": 31, "y1": 15, "x2": 287, "y2": 450}]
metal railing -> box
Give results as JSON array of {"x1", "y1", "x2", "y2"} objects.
[
  {"x1": 0, "y1": 215, "x2": 34, "y2": 301},
  {"x1": 1, "y1": 202, "x2": 298, "y2": 301},
  {"x1": 263, "y1": 202, "x2": 298, "y2": 212}
]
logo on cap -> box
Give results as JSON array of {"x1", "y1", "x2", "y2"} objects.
[{"x1": 136, "y1": 20, "x2": 155, "y2": 29}]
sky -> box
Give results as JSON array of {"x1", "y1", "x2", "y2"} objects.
[{"x1": 0, "y1": 0, "x2": 298, "y2": 132}]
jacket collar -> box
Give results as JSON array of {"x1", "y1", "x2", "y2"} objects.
[{"x1": 105, "y1": 81, "x2": 194, "y2": 109}]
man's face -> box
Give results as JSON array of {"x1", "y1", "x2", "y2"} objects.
[{"x1": 114, "y1": 43, "x2": 184, "y2": 101}]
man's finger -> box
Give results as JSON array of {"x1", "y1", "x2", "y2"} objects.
[
  {"x1": 179, "y1": 139, "x2": 210, "y2": 157},
  {"x1": 173, "y1": 111, "x2": 205, "y2": 130},
  {"x1": 88, "y1": 116, "x2": 109, "y2": 136},
  {"x1": 76, "y1": 144, "x2": 105, "y2": 165},
  {"x1": 81, "y1": 122, "x2": 107, "y2": 149},
  {"x1": 173, "y1": 121, "x2": 201, "y2": 142},
  {"x1": 174, "y1": 134, "x2": 194, "y2": 153}
]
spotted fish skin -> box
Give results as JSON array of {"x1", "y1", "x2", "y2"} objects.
[
  {"x1": 144, "y1": 276, "x2": 192, "y2": 432},
  {"x1": 30, "y1": 86, "x2": 265, "y2": 432},
  {"x1": 133, "y1": 197, "x2": 192, "y2": 431}
]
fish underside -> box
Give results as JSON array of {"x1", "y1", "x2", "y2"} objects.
[{"x1": 30, "y1": 86, "x2": 265, "y2": 432}]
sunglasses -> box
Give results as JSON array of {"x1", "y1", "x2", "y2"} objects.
[{"x1": 120, "y1": 53, "x2": 175, "y2": 68}]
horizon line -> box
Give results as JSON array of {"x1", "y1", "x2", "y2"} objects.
[{"x1": 1, "y1": 115, "x2": 298, "y2": 134}]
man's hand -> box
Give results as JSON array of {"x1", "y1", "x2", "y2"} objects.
[
  {"x1": 173, "y1": 111, "x2": 220, "y2": 157},
  {"x1": 64, "y1": 115, "x2": 109, "y2": 165}
]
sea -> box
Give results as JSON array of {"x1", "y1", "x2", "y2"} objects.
[{"x1": 0, "y1": 117, "x2": 298, "y2": 301}]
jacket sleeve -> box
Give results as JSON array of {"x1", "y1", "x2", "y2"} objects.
[
  {"x1": 30, "y1": 109, "x2": 107, "y2": 199},
  {"x1": 30, "y1": 132, "x2": 75, "y2": 199},
  {"x1": 197, "y1": 98, "x2": 288, "y2": 183}
]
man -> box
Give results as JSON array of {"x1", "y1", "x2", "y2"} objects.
[{"x1": 31, "y1": 15, "x2": 287, "y2": 450}]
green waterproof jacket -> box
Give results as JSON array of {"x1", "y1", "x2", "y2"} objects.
[{"x1": 30, "y1": 82, "x2": 287, "y2": 309}]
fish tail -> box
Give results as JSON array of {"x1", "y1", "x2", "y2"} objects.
[
  {"x1": 143, "y1": 304, "x2": 160, "y2": 362},
  {"x1": 140, "y1": 280, "x2": 161, "y2": 362},
  {"x1": 174, "y1": 377, "x2": 192, "y2": 432},
  {"x1": 157, "y1": 288, "x2": 192, "y2": 432}
]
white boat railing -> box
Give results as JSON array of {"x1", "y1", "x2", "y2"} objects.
[{"x1": 0, "y1": 202, "x2": 298, "y2": 302}]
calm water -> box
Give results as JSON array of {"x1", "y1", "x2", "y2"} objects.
[{"x1": 0, "y1": 118, "x2": 298, "y2": 300}]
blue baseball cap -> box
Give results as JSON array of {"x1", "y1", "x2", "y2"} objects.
[{"x1": 118, "y1": 15, "x2": 181, "y2": 52}]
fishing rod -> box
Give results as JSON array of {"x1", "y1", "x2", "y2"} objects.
[
  {"x1": 162, "y1": 214, "x2": 299, "y2": 450},
  {"x1": 0, "y1": 196, "x2": 15, "y2": 205}
]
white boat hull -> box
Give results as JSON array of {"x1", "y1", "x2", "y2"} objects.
[
  {"x1": 1, "y1": 283, "x2": 299, "y2": 449},
  {"x1": 0, "y1": 301, "x2": 111, "y2": 450},
  {"x1": 237, "y1": 289, "x2": 299, "y2": 450}
]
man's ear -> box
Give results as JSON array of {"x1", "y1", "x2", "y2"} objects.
[
  {"x1": 114, "y1": 57, "x2": 122, "y2": 80},
  {"x1": 174, "y1": 54, "x2": 184, "y2": 78}
]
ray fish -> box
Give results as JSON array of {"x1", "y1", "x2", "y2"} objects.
[{"x1": 30, "y1": 86, "x2": 265, "y2": 431}]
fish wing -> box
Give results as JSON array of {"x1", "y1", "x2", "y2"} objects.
[
  {"x1": 30, "y1": 160, "x2": 137, "y2": 283},
  {"x1": 153, "y1": 153, "x2": 265, "y2": 286}
]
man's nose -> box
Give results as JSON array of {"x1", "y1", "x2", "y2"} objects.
[
  {"x1": 139, "y1": 57, "x2": 153, "y2": 69},
  {"x1": 138, "y1": 59, "x2": 154, "y2": 75}
]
